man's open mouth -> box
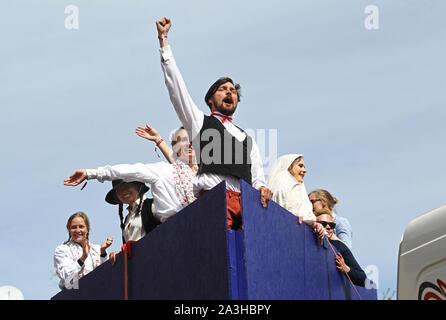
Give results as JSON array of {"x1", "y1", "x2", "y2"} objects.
[{"x1": 223, "y1": 97, "x2": 233, "y2": 104}]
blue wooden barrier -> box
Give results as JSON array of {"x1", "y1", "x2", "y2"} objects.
[
  {"x1": 52, "y1": 180, "x2": 377, "y2": 300},
  {"x1": 239, "y1": 180, "x2": 376, "y2": 300}
]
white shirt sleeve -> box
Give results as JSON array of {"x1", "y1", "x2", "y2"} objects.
[
  {"x1": 160, "y1": 45, "x2": 204, "y2": 141},
  {"x1": 300, "y1": 202, "x2": 316, "y2": 226},
  {"x1": 299, "y1": 183, "x2": 316, "y2": 225},
  {"x1": 86, "y1": 163, "x2": 164, "y2": 185},
  {"x1": 250, "y1": 139, "x2": 267, "y2": 190}
]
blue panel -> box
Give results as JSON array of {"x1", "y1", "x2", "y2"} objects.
[
  {"x1": 303, "y1": 227, "x2": 330, "y2": 300},
  {"x1": 240, "y1": 180, "x2": 306, "y2": 299},
  {"x1": 226, "y1": 230, "x2": 239, "y2": 299},
  {"x1": 127, "y1": 181, "x2": 229, "y2": 299},
  {"x1": 235, "y1": 230, "x2": 247, "y2": 300}
]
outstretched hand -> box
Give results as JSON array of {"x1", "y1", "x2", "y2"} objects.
[
  {"x1": 156, "y1": 17, "x2": 171, "y2": 37},
  {"x1": 136, "y1": 124, "x2": 162, "y2": 143},
  {"x1": 64, "y1": 169, "x2": 87, "y2": 186}
]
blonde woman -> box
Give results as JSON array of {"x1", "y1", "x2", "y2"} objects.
[
  {"x1": 309, "y1": 189, "x2": 353, "y2": 249},
  {"x1": 54, "y1": 212, "x2": 113, "y2": 289}
]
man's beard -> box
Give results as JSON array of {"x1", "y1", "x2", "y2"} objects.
[{"x1": 215, "y1": 103, "x2": 237, "y2": 116}]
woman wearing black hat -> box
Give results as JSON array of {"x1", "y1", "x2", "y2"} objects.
[
  {"x1": 103, "y1": 179, "x2": 160, "y2": 264},
  {"x1": 105, "y1": 179, "x2": 159, "y2": 245}
]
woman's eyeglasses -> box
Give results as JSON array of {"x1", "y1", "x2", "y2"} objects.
[
  {"x1": 310, "y1": 198, "x2": 322, "y2": 204},
  {"x1": 318, "y1": 221, "x2": 336, "y2": 229}
]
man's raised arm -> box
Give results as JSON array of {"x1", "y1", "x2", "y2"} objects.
[{"x1": 155, "y1": 17, "x2": 203, "y2": 142}]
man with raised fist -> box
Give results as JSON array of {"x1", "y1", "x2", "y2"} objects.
[{"x1": 155, "y1": 17, "x2": 273, "y2": 230}]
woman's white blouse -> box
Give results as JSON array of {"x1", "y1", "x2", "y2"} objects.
[
  {"x1": 54, "y1": 240, "x2": 107, "y2": 289},
  {"x1": 122, "y1": 195, "x2": 147, "y2": 243}
]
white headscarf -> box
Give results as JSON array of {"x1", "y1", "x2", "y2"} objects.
[
  {"x1": 266, "y1": 154, "x2": 314, "y2": 223},
  {"x1": 266, "y1": 154, "x2": 303, "y2": 189}
]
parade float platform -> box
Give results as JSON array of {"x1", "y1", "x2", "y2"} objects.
[{"x1": 52, "y1": 180, "x2": 376, "y2": 300}]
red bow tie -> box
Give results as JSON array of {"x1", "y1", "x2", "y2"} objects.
[{"x1": 211, "y1": 112, "x2": 233, "y2": 124}]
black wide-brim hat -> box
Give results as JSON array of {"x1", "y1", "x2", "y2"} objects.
[{"x1": 105, "y1": 179, "x2": 150, "y2": 205}]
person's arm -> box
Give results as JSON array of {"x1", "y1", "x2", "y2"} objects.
[
  {"x1": 64, "y1": 163, "x2": 165, "y2": 187},
  {"x1": 335, "y1": 249, "x2": 367, "y2": 287},
  {"x1": 88, "y1": 163, "x2": 162, "y2": 185},
  {"x1": 136, "y1": 124, "x2": 174, "y2": 163},
  {"x1": 334, "y1": 216, "x2": 353, "y2": 249},
  {"x1": 250, "y1": 139, "x2": 272, "y2": 208},
  {"x1": 156, "y1": 17, "x2": 204, "y2": 141},
  {"x1": 250, "y1": 139, "x2": 266, "y2": 190},
  {"x1": 297, "y1": 184, "x2": 316, "y2": 226}
]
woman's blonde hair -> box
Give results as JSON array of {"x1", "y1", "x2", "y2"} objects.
[
  {"x1": 309, "y1": 189, "x2": 338, "y2": 212},
  {"x1": 64, "y1": 211, "x2": 90, "y2": 244},
  {"x1": 170, "y1": 126, "x2": 186, "y2": 147}
]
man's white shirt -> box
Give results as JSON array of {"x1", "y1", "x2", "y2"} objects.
[{"x1": 160, "y1": 45, "x2": 267, "y2": 194}]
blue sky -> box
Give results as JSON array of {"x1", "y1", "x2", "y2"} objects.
[{"x1": 1, "y1": 0, "x2": 445, "y2": 299}]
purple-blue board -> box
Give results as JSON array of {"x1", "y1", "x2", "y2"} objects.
[
  {"x1": 239, "y1": 179, "x2": 376, "y2": 300},
  {"x1": 52, "y1": 180, "x2": 377, "y2": 300}
]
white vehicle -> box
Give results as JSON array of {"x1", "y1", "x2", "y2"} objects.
[{"x1": 397, "y1": 204, "x2": 446, "y2": 300}]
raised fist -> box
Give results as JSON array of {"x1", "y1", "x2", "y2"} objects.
[{"x1": 156, "y1": 17, "x2": 171, "y2": 37}]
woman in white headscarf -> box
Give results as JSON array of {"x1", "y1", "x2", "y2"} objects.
[{"x1": 267, "y1": 154, "x2": 316, "y2": 226}]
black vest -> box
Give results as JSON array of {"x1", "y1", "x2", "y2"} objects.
[
  {"x1": 120, "y1": 198, "x2": 160, "y2": 244},
  {"x1": 197, "y1": 115, "x2": 252, "y2": 185},
  {"x1": 140, "y1": 198, "x2": 160, "y2": 234}
]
